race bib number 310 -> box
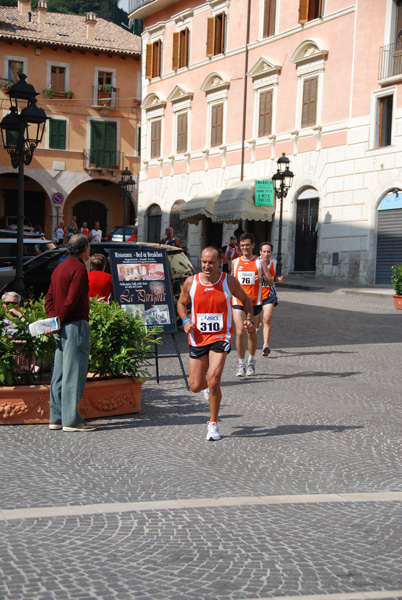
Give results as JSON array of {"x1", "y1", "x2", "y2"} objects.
[
  {"x1": 197, "y1": 313, "x2": 223, "y2": 332},
  {"x1": 239, "y1": 271, "x2": 255, "y2": 285}
]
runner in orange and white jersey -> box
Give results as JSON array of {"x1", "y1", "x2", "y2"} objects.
[
  {"x1": 188, "y1": 272, "x2": 233, "y2": 348},
  {"x1": 222, "y1": 236, "x2": 241, "y2": 273},
  {"x1": 177, "y1": 247, "x2": 254, "y2": 441},
  {"x1": 231, "y1": 233, "x2": 274, "y2": 378},
  {"x1": 258, "y1": 241, "x2": 283, "y2": 357}
]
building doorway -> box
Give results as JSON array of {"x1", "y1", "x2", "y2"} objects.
[
  {"x1": 73, "y1": 201, "x2": 108, "y2": 234},
  {"x1": 375, "y1": 191, "x2": 402, "y2": 284},
  {"x1": 147, "y1": 204, "x2": 161, "y2": 243},
  {"x1": 294, "y1": 191, "x2": 319, "y2": 272}
]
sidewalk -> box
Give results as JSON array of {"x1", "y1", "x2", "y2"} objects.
[{"x1": 280, "y1": 274, "x2": 394, "y2": 298}]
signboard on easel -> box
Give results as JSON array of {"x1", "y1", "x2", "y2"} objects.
[{"x1": 109, "y1": 246, "x2": 177, "y2": 334}]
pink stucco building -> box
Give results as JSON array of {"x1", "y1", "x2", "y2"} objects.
[{"x1": 131, "y1": 0, "x2": 402, "y2": 284}]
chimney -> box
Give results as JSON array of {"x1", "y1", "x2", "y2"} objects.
[
  {"x1": 18, "y1": 0, "x2": 31, "y2": 16},
  {"x1": 37, "y1": 0, "x2": 47, "y2": 24},
  {"x1": 86, "y1": 12, "x2": 97, "y2": 40}
]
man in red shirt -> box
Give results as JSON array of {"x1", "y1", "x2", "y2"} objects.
[{"x1": 45, "y1": 234, "x2": 96, "y2": 432}]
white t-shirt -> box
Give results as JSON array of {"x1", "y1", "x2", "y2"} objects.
[
  {"x1": 90, "y1": 229, "x2": 102, "y2": 243},
  {"x1": 55, "y1": 227, "x2": 64, "y2": 241}
]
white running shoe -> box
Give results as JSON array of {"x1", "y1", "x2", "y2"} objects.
[
  {"x1": 236, "y1": 364, "x2": 246, "y2": 377},
  {"x1": 246, "y1": 362, "x2": 255, "y2": 376},
  {"x1": 203, "y1": 388, "x2": 210, "y2": 400},
  {"x1": 206, "y1": 421, "x2": 220, "y2": 441}
]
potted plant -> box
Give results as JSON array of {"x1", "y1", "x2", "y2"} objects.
[
  {"x1": 391, "y1": 264, "x2": 402, "y2": 310},
  {"x1": 100, "y1": 98, "x2": 111, "y2": 106},
  {"x1": 0, "y1": 298, "x2": 162, "y2": 424},
  {"x1": 43, "y1": 88, "x2": 56, "y2": 98},
  {"x1": 1, "y1": 81, "x2": 12, "y2": 92},
  {"x1": 66, "y1": 91, "x2": 73, "y2": 99}
]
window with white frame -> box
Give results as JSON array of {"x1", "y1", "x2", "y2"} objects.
[
  {"x1": 143, "y1": 92, "x2": 166, "y2": 161},
  {"x1": 370, "y1": 88, "x2": 396, "y2": 149},
  {"x1": 48, "y1": 118, "x2": 68, "y2": 150},
  {"x1": 4, "y1": 55, "x2": 27, "y2": 82},
  {"x1": 201, "y1": 72, "x2": 230, "y2": 150},
  {"x1": 262, "y1": 0, "x2": 276, "y2": 38},
  {"x1": 168, "y1": 85, "x2": 193, "y2": 156},
  {"x1": 258, "y1": 89, "x2": 273, "y2": 136},
  {"x1": 247, "y1": 57, "x2": 280, "y2": 140},
  {"x1": 291, "y1": 41, "x2": 327, "y2": 130},
  {"x1": 46, "y1": 61, "x2": 70, "y2": 92}
]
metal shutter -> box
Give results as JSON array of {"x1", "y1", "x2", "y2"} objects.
[{"x1": 375, "y1": 208, "x2": 402, "y2": 284}]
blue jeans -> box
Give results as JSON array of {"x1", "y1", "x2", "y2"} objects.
[{"x1": 50, "y1": 320, "x2": 91, "y2": 426}]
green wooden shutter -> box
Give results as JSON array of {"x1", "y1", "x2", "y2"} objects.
[
  {"x1": 90, "y1": 121, "x2": 116, "y2": 166},
  {"x1": 49, "y1": 119, "x2": 66, "y2": 150}
]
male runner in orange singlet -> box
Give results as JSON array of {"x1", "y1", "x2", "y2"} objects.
[
  {"x1": 231, "y1": 233, "x2": 274, "y2": 377},
  {"x1": 177, "y1": 246, "x2": 254, "y2": 441}
]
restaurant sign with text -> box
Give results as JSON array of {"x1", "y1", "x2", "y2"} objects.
[{"x1": 109, "y1": 247, "x2": 176, "y2": 333}]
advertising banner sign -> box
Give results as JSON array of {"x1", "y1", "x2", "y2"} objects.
[{"x1": 109, "y1": 247, "x2": 176, "y2": 333}]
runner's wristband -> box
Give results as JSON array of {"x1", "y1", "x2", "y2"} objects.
[{"x1": 182, "y1": 318, "x2": 190, "y2": 325}]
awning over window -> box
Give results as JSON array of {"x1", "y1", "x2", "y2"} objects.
[
  {"x1": 180, "y1": 192, "x2": 218, "y2": 224},
  {"x1": 212, "y1": 180, "x2": 276, "y2": 223}
]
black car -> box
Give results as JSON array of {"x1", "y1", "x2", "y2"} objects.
[{"x1": 1, "y1": 242, "x2": 194, "y2": 303}]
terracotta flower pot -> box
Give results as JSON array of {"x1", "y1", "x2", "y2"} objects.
[
  {"x1": 0, "y1": 378, "x2": 141, "y2": 425},
  {"x1": 393, "y1": 294, "x2": 402, "y2": 310}
]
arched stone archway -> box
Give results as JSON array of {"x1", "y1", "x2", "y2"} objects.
[
  {"x1": 0, "y1": 173, "x2": 48, "y2": 234},
  {"x1": 72, "y1": 200, "x2": 108, "y2": 233}
]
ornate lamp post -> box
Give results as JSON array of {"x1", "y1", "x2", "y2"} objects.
[
  {"x1": 0, "y1": 73, "x2": 47, "y2": 293},
  {"x1": 272, "y1": 153, "x2": 294, "y2": 277},
  {"x1": 118, "y1": 167, "x2": 136, "y2": 241}
]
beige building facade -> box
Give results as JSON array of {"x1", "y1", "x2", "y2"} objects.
[
  {"x1": 131, "y1": 0, "x2": 402, "y2": 284},
  {"x1": 0, "y1": 0, "x2": 141, "y2": 240}
]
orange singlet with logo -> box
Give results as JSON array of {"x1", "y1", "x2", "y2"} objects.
[
  {"x1": 232, "y1": 255, "x2": 263, "y2": 307},
  {"x1": 188, "y1": 272, "x2": 233, "y2": 347},
  {"x1": 261, "y1": 258, "x2": 277, "y2": 301}
]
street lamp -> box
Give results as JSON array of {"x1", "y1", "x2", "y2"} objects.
[
  {"x1": 0, "y1": 73, "x2": 47, "y2": 293},
  {"x1": 272, "y1": 153, "x2": 294, "y2": 277},
  {"x1": 118, "y1": 167, "x2": 136, "y2": 242}
]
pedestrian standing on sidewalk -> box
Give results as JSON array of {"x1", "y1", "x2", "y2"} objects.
[
  {"x1": 231, "y1": 233, "x2": 274, "y2": 377},
  {"x1": 177, "y1": 246, "x2": 254, "y2": 441},
  {"x1": 257, "y1": 242, "x2": 283, "y2": 357},
  {"x1": 45, "y1": 234, "x2": 96, "y2": 432}
]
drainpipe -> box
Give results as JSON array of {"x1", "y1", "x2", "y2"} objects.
[{"x1": 240, "y1": 0, "x2": 251, "y2": 182}]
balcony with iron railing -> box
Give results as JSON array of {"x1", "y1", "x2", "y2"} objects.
[
  {"x1": 92, "y1": 85, "x2": 119, "y2": 110},
  {"x1": 379, "y1": 41, "x2": 402, "y2": 82},
  {"x1": 83, "y1": 149, "x2": 121, "y2": 171}
]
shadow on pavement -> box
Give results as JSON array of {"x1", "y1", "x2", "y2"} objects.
[{"x1": 228, "y1": 424, "x2": 364, "y2": 438}]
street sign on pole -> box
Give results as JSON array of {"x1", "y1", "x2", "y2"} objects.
[
  {"x1": 52, "y1": 192, "x2": 64, "y2": 205},
  {"x1": 255, "y1": 180, "x2": 274, "y2": 206}
]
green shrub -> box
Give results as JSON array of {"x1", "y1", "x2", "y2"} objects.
[
  {"x1": 0, "y1": 297, "x2": 162, "y2": 386},
  {"x1": 391, "y1": 264, "x2": 402, "y2": 295}
]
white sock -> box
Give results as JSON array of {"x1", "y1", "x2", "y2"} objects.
[
  {"x1": 239, "y1": 358, "x2": 246, "y2": 365},
  {"x1": 248, "y1": 355, "x2": 255, "y2": 364}
]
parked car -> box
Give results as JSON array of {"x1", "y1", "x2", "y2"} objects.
[
  {"x1": 105, "y1": 225, "x2": 137, "y2": 242},
  {"x1": 0, "y1": 237, "x2": 56, "y2": 288},
  {"x1": 0, "y1": 216, "x2": 34, "y2": 233},
  {"x1": 1, "y1": 242, "x2": 194, "y2": 306}
]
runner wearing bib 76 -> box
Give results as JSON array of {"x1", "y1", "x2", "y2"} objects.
[{"x1": 231, "y1": 233, "x2": 274, "y2": 378}]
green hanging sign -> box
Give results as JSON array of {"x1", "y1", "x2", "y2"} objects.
[{"x1": 255, "y1": 179, "x2": 274, "y2": 206}]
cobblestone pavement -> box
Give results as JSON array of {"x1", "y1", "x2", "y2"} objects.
[{"x1": 0, "y1": 288, "x2": 401, "y2": 600}]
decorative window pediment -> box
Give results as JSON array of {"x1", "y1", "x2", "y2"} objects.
[
  {"x1": 167, "y1": 84, "x2": 194, "y2": 103},
  {"x1": 247, "y1": 57, "x2": 281, "y2": 79},
  {"x1": 201, "y1": 71, "x2": 230, "y2": 93},
  {"x1": 143, "y1": 92, "x2": 167, "y2": 111},
  {"x1": 291, "y1": 39, "x2": 328, "y2": 66}
]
